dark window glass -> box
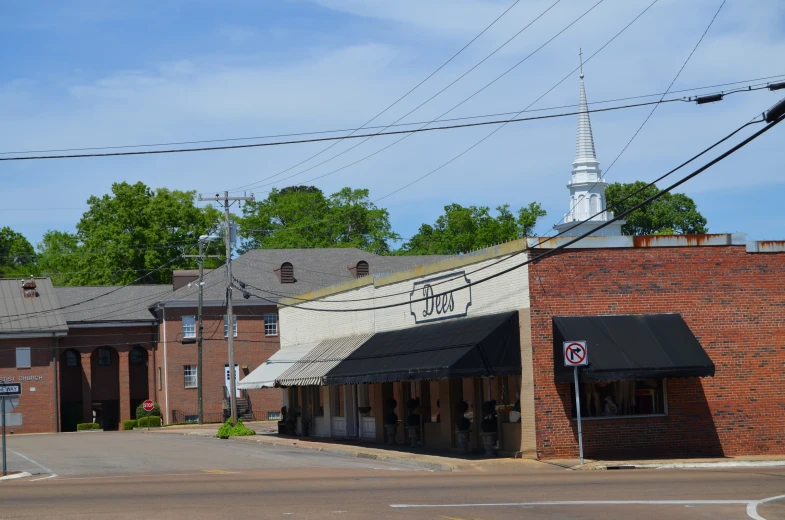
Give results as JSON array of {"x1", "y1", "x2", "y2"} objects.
[
  {"x1": 98, "y1": 348, "x2": 112, "y2": 367},
  {"x1": 65, "y1": 350, "x2": 78, "y2": 367},
  {"x1": 129, "y1": 348, "x2": 144, "y2": 366}
]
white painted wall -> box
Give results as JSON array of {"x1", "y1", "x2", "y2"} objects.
[{"x1": 280, "y1": 252, "x2": 530, "y2": 347}]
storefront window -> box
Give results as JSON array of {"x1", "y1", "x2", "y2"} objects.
[
  {"x1": 332, "y1": 386, "x2": 344, "y2": 417},
  {"x1": 496, "y1": 376, "x2": 522, "y2": 423},
  {"x1": 311, "y1": 386, "x2": 324, "y2": 417},
  {"x1": 571, "y1": 379, "x2": 667, "y2": 418}
]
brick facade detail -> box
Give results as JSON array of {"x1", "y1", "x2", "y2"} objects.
[{"x1": 528, "y1": 245, "x2": 785, "y2": 459}]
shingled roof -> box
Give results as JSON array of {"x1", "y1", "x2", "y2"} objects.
[
  {"x1": 56, "y1": 285, "x2": 171, "y2": 324},
  {"x1": 0, "y1": 278, "x2": 68, "y2": 335},
  {"x1": 154, "y1": 248, "x2": 451, "y2": 308}
]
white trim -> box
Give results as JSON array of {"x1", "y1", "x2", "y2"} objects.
[
  {"x1": 162, "y1": 307, "x2": 169, "y2": 425},
  {"x1": 67, "y1": 322, "x2": 155, "y2": 329},
  {"x1": 0, "y1": 332, "x2": 68, "y2": 338}
]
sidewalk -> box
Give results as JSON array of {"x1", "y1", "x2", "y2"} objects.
[{"x1": 143, "y1": 422, "x2": 785, "y2": 472}]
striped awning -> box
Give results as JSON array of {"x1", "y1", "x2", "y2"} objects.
[
  {"x1": 238, "y1": 342, "x2": 320, "y2": 390},
  {"x1": 275, "y1": 334, "x2": 372, "y2": 387}
]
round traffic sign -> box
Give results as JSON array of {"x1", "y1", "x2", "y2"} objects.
[{"x1": 142, "y1": 399, "x2": 155, "y2": 412}]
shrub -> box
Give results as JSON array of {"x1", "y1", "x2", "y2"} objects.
[
  {"x1": 386, "y1": 398, "x2": 397, "y2": 410},
  {"x1": 406, "y1": 398, "x2": 419, "y2": 411},
  {"x1": 230, "y1": 419, "x2": 256, "y2": 437},
  {"x1": 76, "y1": 423, "x2": 101, "y2": 431},
  {"x1": 137, "y1": 416, "x2": 162, "y2": 428},
  {"x1": 385, "y1": 412, "x2": 399, "y2": 426},
  {"x1": 135, "y1": 402, "x2": 162, "y2": 420},
  {"x1": 122, "y1": 419, "x2": 137, "y2": 430},
  {"x1": 456, "y1": 401, "x2": 469, "y2": 415},
  {"x1": 406, "y1": 413, "x2": 420, "y2": 427},
  {"x1": 216, "y1": 419, "x2": 233, "y2": 439},
  {"x1": 216, "y1": 418, "x2": 256, "y2": 438},
  {"x1": 480, "y1": 418, "x2": 498, "y2": 433},
  {"x1": 482, "y1": 400, "x2": 497, "y2": 416},
  {"x1": 456, "y1": 417, "x2": 471, "y2": 432}
]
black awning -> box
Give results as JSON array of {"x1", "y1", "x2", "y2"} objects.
[
  {"x1": 553, "y1": 314, "x2": 714, "y2": 382},
  {"x1": 323, "y1": 311, "x2": 521, "y2": 385}
]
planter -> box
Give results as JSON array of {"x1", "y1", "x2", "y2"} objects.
[
  {"x1": 406, "y1": 426, "x2": 419, "y2": 448},
  {"x1": 384, "y1": 423, "x2": 398, "y2": 445},
  {"x1": 479, "y1": 432, "x2": 497, "y2": 457},
  {"x1": 302, "y1": 421, "x2": 311, "y2": 437},
  {"x1": 456, "y1": 429, "x2": 471, "y2": 454}
]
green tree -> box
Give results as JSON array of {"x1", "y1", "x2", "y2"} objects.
[
  {"x1": 399, "y1": 202, "x2": 546, "y2": 255},
  {"x1": 37, "y1": 182, "x2": 222, "y2": 285},
  {"x1": 239, "y1": 186, "x2": 400, "y2": 255},
  {"x1": 605, "y1": 181, "x2": 708, "y2": 236},
  {"x1": 0, "y1": 227, "x2": 38, "y2": 278}
]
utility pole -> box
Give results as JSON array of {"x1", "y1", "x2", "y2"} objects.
[
  {"x1": 185, "y1": 236, "x2": 220, "y2": 424},
  {"x1": 198, "y1": 191, "x2": 254, "y2": 425}
]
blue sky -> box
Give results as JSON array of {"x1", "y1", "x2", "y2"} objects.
[{"x1": 1, "y1": 0, "x2": 784, "y2": 247}]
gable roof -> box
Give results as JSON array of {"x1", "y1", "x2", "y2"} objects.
[
  {"x1": 56, "y1": 285, "x2": 171, "y2": 324},
  {"x1": 0, "y1": 278, "x2": 68, "y2": 335},
  {"x1": 154, "y1": 248, "x2": 451, "y2": 309}
]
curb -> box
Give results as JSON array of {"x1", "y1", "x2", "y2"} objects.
[
  {"x1": 0, "y1": 472, "x2": 32, "y2": 481},
  {"x1": 582, "y1": 460, "x2": 785, "y2": 470}
]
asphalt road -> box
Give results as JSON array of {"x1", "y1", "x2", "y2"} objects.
[{"x1": 1, "y1": 431, "x2": 784, "y2": 519}]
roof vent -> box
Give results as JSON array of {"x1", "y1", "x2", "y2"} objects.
[
  {"x1": 348, "y1": 260, "x2": 369, "y2": 278},
  {"x1": 275, "y1": 262, "x2": 295, "y2": 284},
  {"x1": 22, "y1": 277, "x2": 37, "y2": 298}
]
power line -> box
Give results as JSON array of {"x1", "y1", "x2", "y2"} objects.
[
  {"x1": 1, "y1": 73, "x2": 780, "y2": 161},
  {"x1": 549, "y1": 0, "x2": 727, "y2": 236},
  {"x1": 225, "y1": 0, "x2": 535, "y2": 193},
  {"x1": 231, "y1": 0, "x2": 605, "y2": 194},
  {"x1": 242, "y1": 110, "x2": 783, "y2": 313}
]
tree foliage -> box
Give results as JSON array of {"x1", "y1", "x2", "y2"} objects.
[
  {"x1": 37, "y1": 182, "x2": 222, "y2": 285},
  {"x1": 0, "y1": 227, "x2": 38, "y2": 278},
  {"x1": 605, "y1": 181, "x2": 708, "y2": 236},
  {"x1": 239, "y1": 186, "x2": 400, "y2": 254},
  {"x1": 398, "y1": 202, "x2": 546, "y2": 255}
]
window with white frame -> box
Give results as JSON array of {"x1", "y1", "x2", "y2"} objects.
[
  {"x1": 182, "y1": 316, "x2": 196, "y2": 339},
  {"x1": 264, "y1": 313, "x2": 278, "y2": 336},
  {"x1": 223, "y1": 315, "x2": 238, "y2": 337},
  {"x1": 16, "y1": 347, "x2": 31, "y2": 368},
  {"x1": 184, "y1": 365, "x2": 197, "y2": 388}
]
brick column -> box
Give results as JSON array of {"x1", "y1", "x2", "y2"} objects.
[
  {"x1": 81, "y1": 352, "x2": 93, "y2": 424},
  {"x1": 119, "y1": 350, "x2": 131, "y2": 422}
]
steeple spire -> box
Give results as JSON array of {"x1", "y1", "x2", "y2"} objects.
[
  {"x1": 575, "y1": 48, "x2": 597, "y2": 162},
  {"x1": 553, "y1": 56, "x2": 624, "y2": 238}
]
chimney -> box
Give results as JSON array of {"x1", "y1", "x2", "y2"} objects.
[{"x1": 22, "y1": 277, "x2": 37, "y2": 298}]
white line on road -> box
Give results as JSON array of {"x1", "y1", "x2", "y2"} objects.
[
  {"x1": 8, "y1": 449, "x2": 56, "y2": 475},
  {"x1": 391, "y1": 494, "x2": 785, "y2": 520},
  {"x1": 29, "y1": 475, "x2": 58, "y2": 482}
]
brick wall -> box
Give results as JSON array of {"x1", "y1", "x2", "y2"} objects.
[
  {"x1": 158, "y1": 305, "x2": 282, "y2": 423},
  {"x1": 0, "y1": 338, "x2": 58, "y2": 434},
  {"x1": 528, "y1": 245, "x2": 785, "y2": 459}
]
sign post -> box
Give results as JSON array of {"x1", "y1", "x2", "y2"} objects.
[
  {"x1": 563, "y1": 341, "x2": 588, "y2": 466},
  {"x1": 1, "y1": 383, "x2": 22, "y2": 476},
  {"x1": 142, "y1": 400, "x2": 154, "y2": 431}
]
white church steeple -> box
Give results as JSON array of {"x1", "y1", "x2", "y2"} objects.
[{"x1": 554, "y1": 51, "x2": 624, "y2": 237}]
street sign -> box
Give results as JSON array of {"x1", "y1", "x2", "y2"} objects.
[
  {"x1": 563, "y1": 341, "x2": 588, "y2": 367},
  {"x1": 142, "y1": 400, "x2": 154, "y2": 412},
  {"x1": 0, "y1": 383, "x2": 21, "y2": 397}
]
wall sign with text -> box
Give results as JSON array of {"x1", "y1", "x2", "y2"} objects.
[{"x1": 409, "y1": 271, "x2": 472, "y2": 324}]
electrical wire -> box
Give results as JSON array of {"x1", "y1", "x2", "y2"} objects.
[
  {"x1": 240, "y1": 112, "x2": 783, "y2": 313},
  {"x1": 0, "y1": 73, "x2": 780, "y2": 160},
  {"x1": 230, "y1": 0, "x2": 605, "y2": 194},
  {"x1": 225, "y1": 0, "x2": 535, "y2": 193},
  {"x1": 547, "y1": 0, "x2": 727, "y2": 236}
]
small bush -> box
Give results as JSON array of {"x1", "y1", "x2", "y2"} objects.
[
  {"x1": 77, "y1": 423, "x2": 101, "y2": 431},
  {"x1": 135, "y1": 402, "x2": 162, "y2": 420},
  {"x1": 456, "y1": 401, "x2": 469, "y2": 415},
  {"x1": 480, "y1": 418, "x2": 498, "y2": 433},
  {"x1": 230, "y1": 419, "x2": 256, "y2": 437},
  {"x1": 122, "y1": 419, "x2": 137, "y2": 430},
  {"x1": 385, "y1": 412, "x2": 398, "y2": 426},
  {"x1": 216, "y1": 419, "x2": 233, "y2": 439},
  {"x1": 137, "y1": 416, "x2": 162, "y2": 428},
  {"x1": 456, "y1": 417, "x2": 471, "y2": 432},
  {"x1": 406, "y1": 413, "x2": 420, "y2": 427},
  {"x1": 386, "y1": 398, "x2": 397, "y2": 410}
]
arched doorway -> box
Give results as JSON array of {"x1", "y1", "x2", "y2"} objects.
[
  {"x1": 129, "y1": 345, "x2": 149, "y2": 419},
  {"x1": 91, "y1": 347, "x2": 120, "y2": 430},
  {"x1": 59, "y1": 349, "x2": 83, "y2": 432}
]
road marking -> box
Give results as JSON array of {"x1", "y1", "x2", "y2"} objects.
[
  {"x1": 8, "y1": 449, "x2": 56, "y2": 475},
  {"x1": 392, "y1": 494, "x2": 785, "y2": 520},
  {"x1": 29, "y1": 475, "x2": 58, "y2": 482},
  {"x1": 203, "y1": 469, "x2": 238, "y2": 474},
  {"x1": 53, "y1": 472, "x2": 236, "y2": 481}
]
